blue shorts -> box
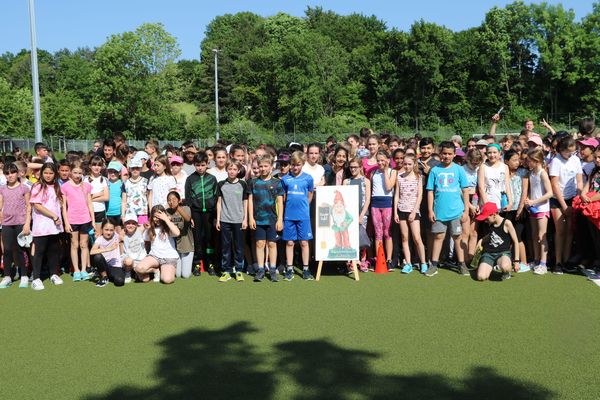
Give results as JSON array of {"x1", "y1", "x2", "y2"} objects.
[
  {"x1": 255, "y1": 224, "x2": 279, "y2": 242},
  {"x1": 282, "y1": 220, "x2": 313, "y2": 241}
]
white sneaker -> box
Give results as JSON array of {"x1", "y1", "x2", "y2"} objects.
[
  {"x1": 153, "y1": 269, "x2": 160, "y2": 282},
  {"x1": 0, "y1": 276, "x2": 12, "y2": 288},
  {"x1": 19, "y1": 276, "x2": 29, "y2": 288},
  {"x1": 31, "y1": 278, "x2": 45, "y2": 291},
  {"x1": 50, "y1": 274, "x2": 64, "y2": 285},
  {"x1": 533, "y1": 265, "x2": 547, "y2": 275}
]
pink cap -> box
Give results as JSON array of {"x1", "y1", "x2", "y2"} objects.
[
  {"x1": 527, "y1": 136, "x2": 543, "y2": 147},
  {"x1": 578, "y1": 137, "x2": 599, "y2": 148},
  {"x1": 169, "y1": 155, "x2": 184, "y2": 164}
]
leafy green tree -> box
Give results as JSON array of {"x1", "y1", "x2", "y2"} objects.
[{"x1": 0, "y1": 77, "x2": 33, "y2": 137}]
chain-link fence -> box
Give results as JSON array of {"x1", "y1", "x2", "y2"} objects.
[{"x1": 0, "y1": 137, "x2": 215, "y2": 153}]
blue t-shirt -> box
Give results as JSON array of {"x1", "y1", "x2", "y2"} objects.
[
  {"x1": 426, "y1": 163, "x2": 467, "y2": 222},
  {"x1": 247, "y1": 177, "x2": 284, "y2": 226},
  {"x1": 106, "y1": 180, "x2": 123, "y2": 216},
  {"x1": 281, "y1": 172, "x2": 313, "y2": 221}
]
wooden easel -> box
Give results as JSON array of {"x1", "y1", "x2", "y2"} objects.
[{"x1": 316, "y1": 260, "x2": 360, "y2": 281}]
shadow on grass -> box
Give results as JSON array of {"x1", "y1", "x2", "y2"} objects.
[{"x1": 85, "y1": 322, "x2": 554, "y2": 400}]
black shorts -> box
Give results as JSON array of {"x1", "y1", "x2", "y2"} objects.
[
  {"x1": 397, "y1": 211, "x2": 421, "y2": 221},
  {"x1": 107, "y1": 215, "x2": 122, "y2": 227},
  {"x1": 255, "y1": 224, "x2": 279, "y2": 242},
  {"x1": 94, "y1": 211, "x2": 106, "y2": 223},
  {"x1": 70, "y1": 222, "x2": 93, "y2": 233},
  {"x1": 550, "y1": 197, "x2": 573, "y2": 209}
]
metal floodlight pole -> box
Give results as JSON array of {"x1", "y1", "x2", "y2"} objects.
[
  {"x1": 28, "y1": 0, "x2": 43, "y2": 143},
  {"x1": 213, "y1": 49, "x2": 220, "y2": 143}
]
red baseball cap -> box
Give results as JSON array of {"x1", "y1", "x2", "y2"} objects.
[{"x1": 476, "y1": 202, "x2": 499, "y2": 221}]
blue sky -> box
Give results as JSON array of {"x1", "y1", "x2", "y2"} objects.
[{"x1": 1, "y1": 1, "x2": 594, "y2": 60}]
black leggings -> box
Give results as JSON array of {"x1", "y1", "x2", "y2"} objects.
[
  {"x1": 2, "y1": 225, "x2": 28, "y2": 277},
  {"x1": 32, "y1": 234, "x2": 60, "y2": 280},
  {"x1": 91, "y1": 254, "x2": 125, "y2": 286},
  {"x1": 191, "y1": 209, "x2": 215, "y2": 266}
]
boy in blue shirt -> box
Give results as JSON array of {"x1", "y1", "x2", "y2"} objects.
[
  {"x1": 248, "y1": 154, "x2": 284, "y2": 282},
  {"x1": 281, "y1": 151, "x2": 314, "y2": 281},
  {"x1": 425, "y1": 141, "x2": 470, "y2": 277}
]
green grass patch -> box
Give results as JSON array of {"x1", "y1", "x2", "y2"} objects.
[{"x1": 3, "y1": 269, "x2": 599, "y2": 399}]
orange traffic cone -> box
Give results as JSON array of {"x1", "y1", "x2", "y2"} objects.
[
  {"x1": 374, "y1": 242, "x2": 388, "y2": 274},
  {"x1": 199, "y1": 260, "x2": 205, "y2": 273}
]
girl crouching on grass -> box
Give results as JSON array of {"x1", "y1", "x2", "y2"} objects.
[
  {"x1": 134, "y1": 205, "x2": 180, "y2": 284},
  {"x1": 90, "y1": 219, "x2": 127, "y2": 287}
]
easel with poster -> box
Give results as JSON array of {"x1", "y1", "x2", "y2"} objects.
[{"x1": 314, "y1": 185, "x2": 360, "y2": 281}]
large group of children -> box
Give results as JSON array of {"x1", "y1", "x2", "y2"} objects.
[{"x1": 1, "y1": 114, "x2": 600, "y2": 290}]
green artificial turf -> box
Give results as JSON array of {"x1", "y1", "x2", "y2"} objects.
[{"x1": 2, "y1": 268, "x2": 599, "y2": 399}]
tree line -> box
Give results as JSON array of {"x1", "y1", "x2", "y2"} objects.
[{"x1": 0, "y1": 2, "x2": 598, "y2": 146}]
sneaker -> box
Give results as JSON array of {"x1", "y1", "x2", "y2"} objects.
[
  {"x1": 218, "y1": 272, "x2": 231, "y2": 283},
  {"x1": 359, "y1": 260, "x2": 369, "y2": 273},
  {"x1": 254, "y1": 268, "x2": 265, "y2": 282},
  {"x1": 96, "y1": 277, "x2": 109, "y2": 287},
  {"x1": 302, "y1": 269, "x2": 314, "y2": 281},
  {"x1": 153, "y1": 270, "x2": 161, "y2": 282},
  {"x1": 386, "y1": 260, "x2": 395, "y2": 272},
  {"x1": 235, "y1": 272, "x2": 245, "y2": 282},
  {"x1": 207, "y1": 264, "x2": 216, "y2": 276},
  {"x1": 459, "y1": 264, "x2": 470, "y2": 276},
  {"x1": 192, "y1": 264, "x2": 201, "y2": 276},
  {"x1": 284, "y1": 269, "x2": 294, "y2": 281},
  {"x1": 587, "y1": 273, "x2": 600, "y2": 280},
  {"x1": 425, "y1": 265, "x2": 438, "y2": 277},
  {"x1": 517, "y1": 263, "x2": 531, "y2": 273},
  {"x1": 124, "y1": 271, "x2": 132, "y2": 284},
  {"x1": 80, "y1": 270, "x2": 90, "y2": 281},
  {"x1": 533, "y1": 265, "x2": 547, "y2": 275},
  {"x1": 552, "y1": 264, "x2": 564, "y2": 275},
  {"x1": 0, "y1": 276, "x2": 11, "y2": 289},
  {"x1": 72, "y1": 271, "x2": 82, "y2": 282},
  {"x1": 420, "y1": 263, "x2": 428, "y2": 274},
  {"x1": 269, "y1": 267, "x2": 279, "y2": 282},
  {"x1": 501, "y1": 272, "x2": 512, "y2": 281},
  {"x1": 50, "y1": 274, "x2": 63, "y2": 285},
  {"x1": 31, "y1": 278, "x2": 45, "y2": 291},
  {"x1": 19, "y1": 276, "x2": 29, "y2": 288},
  {"x1": 563, "y1": 264, "x2": 578, "y2": 274},
  {"x1": 401, "y1": 263, "x2": 413, "y2": 274}
]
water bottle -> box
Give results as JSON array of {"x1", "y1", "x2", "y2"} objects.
[{"x1": 500, "y1": 192, "x2": 509, "y2": 209}]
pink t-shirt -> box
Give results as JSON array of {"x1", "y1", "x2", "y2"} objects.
[
  {"x1": 30, "y1": 184, "x2": 64, "y2": 237},
  {"x1": 61, "y1": 181, "x2": 92, "y2": 225},
  {"x1": 0, "y1": 184, "x2": 30, "y2": 225}
]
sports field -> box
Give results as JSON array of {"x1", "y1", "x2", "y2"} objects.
[{"x1": 4, "y1": 268, "x2": 599, "y2": 399}]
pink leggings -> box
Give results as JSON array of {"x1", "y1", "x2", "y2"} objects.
[{"x1": 371, "y1": 207, "x2": 392, "y2": 240}]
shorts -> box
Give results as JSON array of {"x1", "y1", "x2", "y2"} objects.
[
  {"x1": 70, "y1": 222, "x2": 93, "y2": 233},
  {"x1": 107, "y1": 215, "x2": 122, "y2": 227},
  {"x1": 149, "y1": 255, "x2": 179, "y2": 267},
  {"x1": 282, "y1": 220, "x2": 313, "y2": 241},
  {"x1": 530, "y1": 211, "x2": 550, "y2": 219},
  {"x1": 479, "y1": 251, "x2": 511, "y2": 267},
  {"x1": 431, "y1": 217, "x2": 462, "y2": 236},
  {"x1": 550, "y1": 197, "x2": 573, "y2": 209},
  {"x1": 137, "y1": 215, "x2": 149, "y2": 225},
  {"x1": 255, "y1": 224, "x2": 279, "y2": 242},
  {"x1": 121, "y1": 254, "x2": 144, "y2": 267},
  {"x1": 397, "y1": 211, "x2": 421, "y2": 221},
  {"x1": 94, "y1": 211, "x2": 105, "y2": 223}
]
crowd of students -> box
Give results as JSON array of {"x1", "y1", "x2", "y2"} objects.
[{"x1": 1, "y1": 115, "x2": 600, "y2": 290}]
